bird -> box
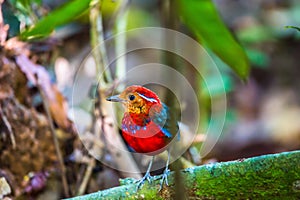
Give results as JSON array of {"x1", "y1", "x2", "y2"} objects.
[{"x1": 106, "y1": 85, "x2": 179, "y2": 190}]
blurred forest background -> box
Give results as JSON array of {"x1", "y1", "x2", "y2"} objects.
[{"x1": 0, "y1": 0, "x2": 299, "y2": 199}]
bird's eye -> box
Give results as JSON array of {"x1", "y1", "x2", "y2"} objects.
[{"x1": 128, "y1": 94, "x2": 135, "y2": 101}]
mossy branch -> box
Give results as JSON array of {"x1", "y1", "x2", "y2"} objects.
[{"x1": 67, "y1": 150, "x2": 300, "y2": 199}]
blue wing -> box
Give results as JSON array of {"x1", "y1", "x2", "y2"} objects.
[{"x1": 151, "y1": 103, "x2": 180, "y2": 139}]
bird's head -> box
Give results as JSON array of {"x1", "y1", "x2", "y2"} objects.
[{"x1": 106, "y1": 85, "x2": 161, "y2": 115}]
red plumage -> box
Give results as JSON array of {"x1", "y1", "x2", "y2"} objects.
[{"x1": 121, "y1": 113, "x2": 171, "y2": 155}]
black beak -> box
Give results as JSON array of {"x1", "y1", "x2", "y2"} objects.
[{"x1": 106, "y1": 95, "x2": 123, "y2": 102}]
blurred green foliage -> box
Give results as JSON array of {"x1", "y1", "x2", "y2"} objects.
[
  {"x1": 2, "y1": 2, "x2": 20, "y2": 37},
  {"x1": 176, "y1": 0, "x2": 250, "y2": 81},
  {"x1": 20, "y1": 0, "x2": 91, "y2": 40},
  {"x1": 237, "y1": 26, "x2": 274, "y2": 44},
  {"x1": 245, "y1": 49, "x2": 270, "y2": 69},
  {"x1": 15, "y1": 0, "x2": 250, "y2": 80},
  {"x1": 125, "y1": 7, "x2": 158, "y2": 30},
  {"x1": 9, "y1": 0, "x2": 41, "y2": 22},
  {"x1": 201, "y1": 74, "x2": 233, "y2": 97}
]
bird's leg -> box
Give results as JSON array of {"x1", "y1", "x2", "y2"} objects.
[
  {"x1": 159, "y1": 150, "x2": 171, "y2": 191},
  {"x1": 136, "y1": 156, "x2": 155, "y2": 190}
]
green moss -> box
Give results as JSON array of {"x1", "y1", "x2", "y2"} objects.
[
  {"x1": 68, "y1": 151, "x2": 300, "y2": 200},
  {"x1": 184, "y1": 151, "x2": 300, "y2": 199}
]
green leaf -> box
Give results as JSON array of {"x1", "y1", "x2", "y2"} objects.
[
  {"x1": 285, "y1": 25, "x2": 300, "y2": 32},
  {"x1": 176, "y1": 0, "x2": 250, "y2": 81},
  {"x1": 20, "y1": 0, "x2": 91, "y2": 40}
]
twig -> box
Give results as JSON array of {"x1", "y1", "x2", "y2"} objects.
[
  {"x1": 114, "y1": 0, "x2": 129, "y2": 91},
  {"x1": 77, "y1": 158, "x2": 96, "y2": 195},
  {"x1": 76, "y1": 89, "x2": 101, "y2": 195},
  {"x1": 89, "y1": 0, "x2": 112, "y2": 85},
  {"x1": 36, "y1": 75, "x2": 69, "y2": 197},
  {"x1": 0, "y1": 107, "x2": 16, "y2": 149},
  {"x1": 76, "y1": 2, "x2": 112, "y2": 191},
  {"x1": 89, "y1": 0, "x2": 142, "y2": 180}
]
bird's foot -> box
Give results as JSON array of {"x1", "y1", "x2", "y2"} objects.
[
  {"x1": 136, "y1": 172, "x2": 152, "y2": 190},
  {"x1": 159, "y1": 168, "x2": 170, "y2": 191}
]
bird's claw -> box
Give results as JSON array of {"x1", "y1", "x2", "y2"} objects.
[
  {"x1": 136, "y1": 172, "x2": 152, "y2": 190},
  {"x1": 159, "y1": 168, "x2": 170, "y2": 191}
]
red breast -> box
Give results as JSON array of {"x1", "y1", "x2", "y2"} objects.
[{"x1": 121, "y1": 113, "x2": 171, "y2": 156}]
